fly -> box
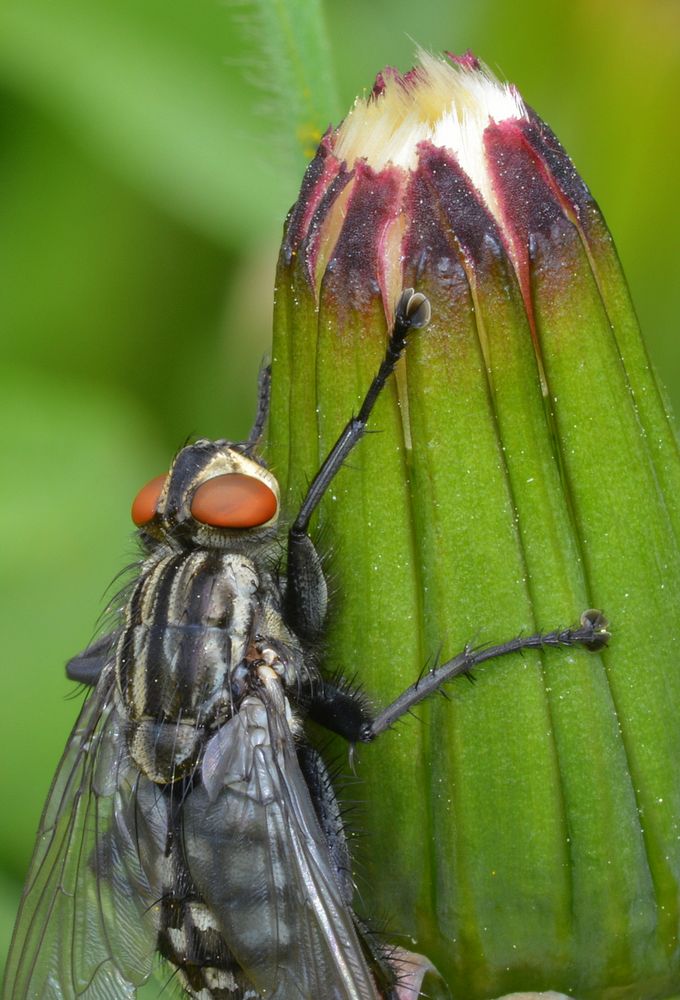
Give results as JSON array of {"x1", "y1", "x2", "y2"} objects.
[{"x1": 2, "y1": 290, "x2": 609, "y2": 1000}]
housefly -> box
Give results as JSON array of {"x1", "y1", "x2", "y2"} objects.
[{"x1": 2, "y1": 290, "x2": 609, "y2": 999}]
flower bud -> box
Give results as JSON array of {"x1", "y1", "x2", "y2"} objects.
[{"x1": 268, "y1": 51, "x2": 680, "y2": 998}]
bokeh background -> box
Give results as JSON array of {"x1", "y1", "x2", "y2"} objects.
[{"x1": 1, "y1": 0, "x2": 678, "y2": 979}]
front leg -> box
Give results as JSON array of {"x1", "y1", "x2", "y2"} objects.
[
  {"x1": 285, "y1": 289, "x2": 431, "y2": 640},
  {"x1": 285, "y1": 530, "x2": 328, "y2": 641}
]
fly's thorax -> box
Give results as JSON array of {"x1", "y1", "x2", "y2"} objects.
[
  {"x1": 117, "y1": 545, "x2": 307, "y2": 784},
  {"x1": 118, "y1": 549, "x2": 260, "y2": 710}
]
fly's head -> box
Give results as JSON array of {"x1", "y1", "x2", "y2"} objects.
[{"x1": 131, "y1": 439, "x2": 280, "y2": 551}]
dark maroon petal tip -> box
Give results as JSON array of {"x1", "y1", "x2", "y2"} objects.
[
  {"x1": 521, "y1": 109, "x2": 601, "y2": 230},
  {"x1": 323, "y1": 160, "x2": 406, "y2": 314},
  {"x1": 371, "y1": 68, "x2": 394, "y2": 99},
  {"x1": 484, "y1": 118, "x2": 586, "y2": 330},
  {"x1": 445, "y1": 50, "x2": 481, "y2": 71},
  {"x1": 401, "y1": 66, "x2": 422, "y2": 88},
  {"x1": 485, "y1": 119, "x2": 578, "y2": 246},
  {"x1": 280, "y1": 134, "x2": 347, "y2": 266},
  {"x1": 404, "y1": 142, "x2": 505, "y2": 281}
]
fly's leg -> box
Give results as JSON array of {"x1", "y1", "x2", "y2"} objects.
[
  {"x1": 285, "y1": 289, "x2": 431, "y2": 639},
  {"x1": 289, "y1": 289, "x2": 431, "y2": 540},
  {"x1": 307, "y1": 674, "x2": 375, "y2": 738},
  {"x1": 297, "y1": 743, "x2": 354, "y2": 904},
  {"x1": 297, "y1": 739, "x2": 418, "y2": 997},
  {"x1": 244, "y1": 361, "x2": 271, "y2": 453},
  {"x1": 365, "y1": 609, "x2": 610, "y2": 740},
  {"x1": 309, "y1": 610, "x2": 610, "y2": 743}
]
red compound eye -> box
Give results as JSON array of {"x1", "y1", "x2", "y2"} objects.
[
  {"x1": 131, "y1": 474, "x2": 167, "y2": 527},
  {"x1": 190, "y1": 473, "x2": 278, "y2": 528}
]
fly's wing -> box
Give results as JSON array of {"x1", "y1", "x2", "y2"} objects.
[
  {"x1": 66, "y1": 631, "x2": 118, "y2": 686},
  {"x1": 3, "y1": 665, "x2": 166, "y2": 999},
  {"x1": 182, "y1": 693, "x2": 380, "y2": 1000}
]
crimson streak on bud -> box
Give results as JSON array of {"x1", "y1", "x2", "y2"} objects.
[{"x1": 322, "y1": 163, "x2": 406, "y2": 315}]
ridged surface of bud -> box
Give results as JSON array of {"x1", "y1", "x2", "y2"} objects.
[{"x1": 267, "y1": 52, "x2": 680, "y2": 1000}]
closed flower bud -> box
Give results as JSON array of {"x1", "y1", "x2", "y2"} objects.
[{"x1": 268, "y1": 51, "x2": 680, "y2": 999}]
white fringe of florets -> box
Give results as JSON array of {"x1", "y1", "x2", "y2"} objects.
[{"x1": 334, "y1": 49, "x2": 527, "y2": 223}]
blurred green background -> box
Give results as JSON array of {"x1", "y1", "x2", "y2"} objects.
[{"x1": 1, "y1": 0, "x2": 678, "y2": 979}]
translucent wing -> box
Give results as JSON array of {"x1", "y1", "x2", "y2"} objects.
[
  {"x1": 182, "y1": 689, "x2": 380, "y2": 1000},
  {"x1": 3, "y1": 665, "x2": 166, "y2": 999}
]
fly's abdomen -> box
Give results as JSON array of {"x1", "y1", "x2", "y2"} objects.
[
  {"x1": 157, "y1": 858, "x2": 255, "y2": 999},
  {"x1": 118, "y1": 549, "x2": 260, "y2": 782},
  {"x1": 179, "y1": 693, "x2": 383, "y2": 1000}
]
